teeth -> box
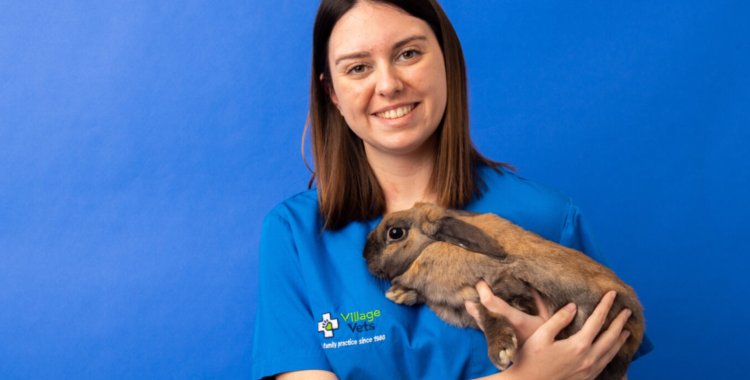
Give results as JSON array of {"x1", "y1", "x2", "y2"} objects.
[{"x1": 377, "y1": 104, "x2": 415, "y2": 119}]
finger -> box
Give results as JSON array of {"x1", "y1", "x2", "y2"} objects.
[
  {"x1": 476, "y1": 281, "x2": 513, "y2": 314},
  {"x1": 605, "y1": 330, "x2": 631, "y2": 365},
  {"x1": 464, "y1": 300, "x2": 485, "y2": 330},
  {"x1": 476, "y1": 281, "x2": 500, "y2": 306},
  {"x1": 530, "y1": 289, "x2": 551, "y2": 320},
  {"x1": 591, "y1": 308, "x2": 632, "y2": 359},
  {"x1": 476, "y1": 281, "x2": 531, "y2": 328},
  {"x1": 534, "y1": 302, "x2": 577, "y2": 342},
  {"x1": 578, "y1": 290, "x2": 617, "y2": 342},
  {"x1": 593, "y1": 329, "x2": 631, "y2": 376}
]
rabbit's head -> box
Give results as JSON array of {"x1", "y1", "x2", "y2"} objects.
[{"x1": 364, "y1": 203, "x2": 507, "y2": 280}]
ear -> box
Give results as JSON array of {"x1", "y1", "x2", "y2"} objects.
[
  {"x1": 430, "y1": 216, "x2": 507, "y2": 259},
  {"x1": 320, "y1": 73, "x2": 339, "y2": 108}
]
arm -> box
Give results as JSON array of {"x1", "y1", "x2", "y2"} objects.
[
  {"x1": 277, "y1": 370, "x2": 338, "y2": 380},
  {"x1": 467, "y1": 284, "x2": 631, "y2": 380},
  {"x1": 252, "y1": 211, "x2": 334, "y2": 378}
]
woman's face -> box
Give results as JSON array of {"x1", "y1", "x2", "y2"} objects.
[{"x1": 326, "y1": 1, "x2": 447, "y2": 159}]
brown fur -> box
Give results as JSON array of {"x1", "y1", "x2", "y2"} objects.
[{"x1": 364, "y1": 203, "x2": 644, "y2": 380}]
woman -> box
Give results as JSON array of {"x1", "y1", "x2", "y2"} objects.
[{"x1": 252, "y1": 1, "x2": 652, "y2": 379}]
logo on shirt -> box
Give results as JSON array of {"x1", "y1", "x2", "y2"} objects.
[
  {"x1": 319, "y1": 308, "x2": 387, "y2": 350},
  {"x1": 317, "y1": 313, "x2": 339, "y2": 338},
  {"x1": 340, "y1": 309, "x2": 380, "y2": 332}
]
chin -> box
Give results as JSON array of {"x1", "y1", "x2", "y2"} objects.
[{"x1": 378, "y1": 134, "x2": 436, "y2": 155}]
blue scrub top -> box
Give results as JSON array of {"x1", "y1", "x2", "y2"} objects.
[{"x1": 252, "y1": 166, "x2": 652, "y2": 379}]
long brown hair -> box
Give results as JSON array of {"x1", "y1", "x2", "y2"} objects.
[{"x1": 307, "y1": 0, "x2": 510, "y2": 230}]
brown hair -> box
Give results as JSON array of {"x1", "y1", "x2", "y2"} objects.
[{"x1": 307, "y1": 0, "x2": 510, "y2": 229}]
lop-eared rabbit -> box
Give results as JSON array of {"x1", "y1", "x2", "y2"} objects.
[{"x1": 364, "y1": 203, "x2": 643, "y2": 380}]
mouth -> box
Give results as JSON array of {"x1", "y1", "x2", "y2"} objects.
[
  {"x1": 365, "y1": 258, "x2": 386, "y2": 278},
  {"x1": 373, "y1": 103, "x2": 418, "y2": 120}
]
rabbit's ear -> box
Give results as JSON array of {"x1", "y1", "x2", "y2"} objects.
[{"x1": 430, "y1": 216, "x2": 507, "y2": 259}]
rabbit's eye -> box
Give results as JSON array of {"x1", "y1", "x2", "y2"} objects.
[{"x1": 387, "y1": 227, "x2": 407, "y2": 241}]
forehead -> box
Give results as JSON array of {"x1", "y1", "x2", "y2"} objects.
[{"x1": 328, "y1": 1, "x2": 435, "y2": 57}]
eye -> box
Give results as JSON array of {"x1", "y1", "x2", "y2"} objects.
[
  {"x1": 387, "y1": 227, "x2": 408, "y2": 242},
  {"x1": 347, "y1": 64, "x2": 368, "y2": 75},
  {"x1": 397, "y1": 49, "x2": 422, "y2": 61}
]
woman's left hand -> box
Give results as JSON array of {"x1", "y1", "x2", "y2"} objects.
[
  {"x1": 466, "y1": 282, "x2": 631, "y2": 380},
  {"x1": 464, "y1": 280, "x2": 551, "y2": 347}
]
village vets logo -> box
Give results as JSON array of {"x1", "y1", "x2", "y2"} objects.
[
  {"x1": 318, "y1": 309, "x2": 387, "y2": 349},
  {"x1": 317, "y1": 313, "x2": 339, "y2": 338}
]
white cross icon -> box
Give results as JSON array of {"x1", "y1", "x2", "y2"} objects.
[{"x1": 317, "y1": 313, "x2": 339, "y2": 338}]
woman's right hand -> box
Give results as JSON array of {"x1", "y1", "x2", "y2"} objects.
[{"x1": 470, "y1": 288, "x2": 632, "y2": 380}]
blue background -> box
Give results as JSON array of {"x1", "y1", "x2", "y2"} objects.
[{"x1": 1, "y1": 0, "x2": 748, "y2": 378}]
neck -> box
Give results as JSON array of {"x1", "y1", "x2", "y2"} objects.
[{"x1": 365, "y1": 139, "x2": 438, "y2": 214}]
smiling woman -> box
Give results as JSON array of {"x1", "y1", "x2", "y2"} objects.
[
  {"x1": 326, "y1": 5, "x2": 447, "y2": 159},
  {"x1": 325, "y1": 2, "x2": 448, "y2": 215},
  {"x1": 251, "y1": 1, "x2": 651, "y2": 379},
  {"x1": 309, "y1": 0, "x2": 508, "y2": 229}
]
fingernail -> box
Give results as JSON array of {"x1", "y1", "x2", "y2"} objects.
[
  {"x1": 478, "y1": 288, "x2": 488, "y2": 302},
  {"x1": 624, "y1": 309, "x2": 632, "y2": 318},
  {"x1": 564, "y1": 303, "x2": 576, "y2": 313},
  {"x1": 608, "y1": 290, "x2": 617, "y2": 300}
]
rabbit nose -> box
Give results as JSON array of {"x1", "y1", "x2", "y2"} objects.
[{"x1": 363, "y1": 241, "x2": 380, "y2": 261}]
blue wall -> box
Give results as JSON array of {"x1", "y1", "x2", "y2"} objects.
[{"x1": 1, "y1": 0, "x2": 747, "y2": 378}]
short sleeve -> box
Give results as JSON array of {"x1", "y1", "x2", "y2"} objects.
[
  {"x1": 251, "y1": 210, "x2": 332, "y2": 379},
  {"x1": 559, "y1": 202, "x2": 654, "y2": 361}
]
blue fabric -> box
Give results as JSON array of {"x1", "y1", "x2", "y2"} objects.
[{"x1": 252, "y1": 166, "x2": 652, "y2": 379}]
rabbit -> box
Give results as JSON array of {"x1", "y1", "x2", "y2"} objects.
[{"x1": 363, "y1": 202, "x2": 644, "y2": 380}]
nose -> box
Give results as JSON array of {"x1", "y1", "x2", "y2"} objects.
[{"x1": 375, "y1": 65, "x2": 403, "y2": 98}]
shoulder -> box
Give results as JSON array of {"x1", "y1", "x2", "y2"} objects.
[
  {"x1": 259, "y1": 190, "x2": 327, "y2": 254},
  {"x1": 262, "y1": 189, "x2": 321, "y2": 231},
  {"x1": 476, "y1": 165, "x2": 572, "y2": 209},
  {"x1": 256, "y1": 188, "x2": 329, "y2": 280},
  {"x1": 470, "y1": 165, "x2": 576, "y2": 242}
]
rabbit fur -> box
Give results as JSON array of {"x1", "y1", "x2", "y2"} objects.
[{"x1": 363, "y1": 202, "x2": 644, "y2": 380}]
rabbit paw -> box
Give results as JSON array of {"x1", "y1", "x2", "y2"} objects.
[
  {"x1": 496, "y1": 336, "x2": 517, "y2": 369},
  {"x1": 385, "y1": 285, "x2": 419, "y2": 305},
  {"x1": 488, "y1": 330, "x2": 517, "y2": 370}
]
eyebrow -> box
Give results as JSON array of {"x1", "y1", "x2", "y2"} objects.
[{"x1": 333, "y1": 35, "x2": 429, "y2": 67}]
